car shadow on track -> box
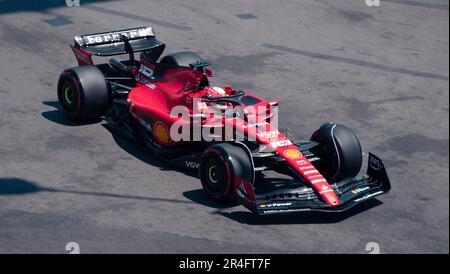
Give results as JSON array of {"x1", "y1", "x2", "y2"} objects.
[
  {"x1": 0, "y1": 178, "x2": 193, "y2": 204},
  {"x1": 41, "y1": 101, "x2": 101, "y2": 126},
  {"x1": 183, "y1": 189, "x2": 236, "y2": 209},
  {"x1": 214, "y1": 199, "x2": 383, "y2": 225}
]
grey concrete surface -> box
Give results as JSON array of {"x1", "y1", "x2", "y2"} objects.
[{"x1": 0, "y1": 0, "x2": 448, "y2": 253}]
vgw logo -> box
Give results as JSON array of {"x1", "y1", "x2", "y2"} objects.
[
  {"x1": 366, "y1": 0, "x2": 381, "y2": 6},
  {"x1": 185, "y1": 161, "x2": 200, "y2": 169},
  {"x1": 66, "y1": 0, "x2": 81, "y2": 7}
]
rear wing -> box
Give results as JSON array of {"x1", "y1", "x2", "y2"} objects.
[{"x1": 70, "y1": 26, "x2": 164, "y2": 65}]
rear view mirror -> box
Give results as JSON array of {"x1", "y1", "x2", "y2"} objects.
[{"x1": 205, "y1": 69, "x2": 213, "y2": 77}]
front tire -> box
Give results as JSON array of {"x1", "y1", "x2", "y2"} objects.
[
  {"x1": 200, "y1": 143, "x2": 254, "y2": 203},
  {"x1": 311, "y1": 122, "x2": 363, "y2": 182}
]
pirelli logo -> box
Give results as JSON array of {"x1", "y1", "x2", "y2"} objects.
[{"x1": 75, "y1": 27, "x2": 154, "y2": 46}]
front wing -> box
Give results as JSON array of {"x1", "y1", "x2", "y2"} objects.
[{"x1": 248, "y1": 153, "x2": 391, "y2": 215}]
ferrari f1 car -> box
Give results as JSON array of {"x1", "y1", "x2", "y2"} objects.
[{"x1": 57, "y1": 27, "x2": 391, "y2": 215}]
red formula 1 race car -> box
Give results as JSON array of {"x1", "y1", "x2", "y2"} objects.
[{"x1": 57, "y1": 27, "x2": 391, "y2": 215}]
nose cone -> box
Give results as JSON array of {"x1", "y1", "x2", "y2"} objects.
[{"x1": 322, "y1": 191, "x2": 340, "y2": 206}]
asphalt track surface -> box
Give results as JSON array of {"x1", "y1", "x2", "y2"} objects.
[{"x1": 0, "y1": 0, "x2": 448, "y2": 253}]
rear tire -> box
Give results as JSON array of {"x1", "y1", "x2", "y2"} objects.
[
  {"x1": 57, "y1": 66, "x2": 110, "y2": 121},
  {"x1": 200, "y1": 143, "x2": 254, "y2": 203},
  {"x1": 311, "y1": 122, "x2": 362, "y2": 182},
  {"x1": 160, "y1": 51, "x2": 204, "y2": 68}
]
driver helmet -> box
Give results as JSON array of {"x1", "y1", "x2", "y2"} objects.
[{"x1": 205, "y1": 86, "x2": 227, "y2": 97}]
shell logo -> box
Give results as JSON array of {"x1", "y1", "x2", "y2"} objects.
[
  {"x1": 284, "y1": 149, "x2": 301, "y2": 159},
  {"x1": 153, "y1": 121, "x2": 171, "y2": 144}
]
